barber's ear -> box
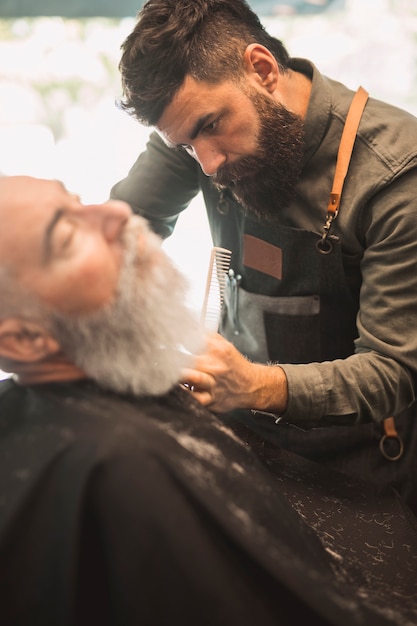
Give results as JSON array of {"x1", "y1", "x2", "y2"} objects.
[
  {"x1": 243, "y1": 43, "x2": 279, "y2": 93},
  {"x1": 0, "y1": 318, "x2": 60, "y2": 362}
]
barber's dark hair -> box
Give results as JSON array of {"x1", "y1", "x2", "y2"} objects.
[{"x1": 118, "y1": 0, "x2": 290, "y2": 126}]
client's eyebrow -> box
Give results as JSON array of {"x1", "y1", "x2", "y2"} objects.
[{"x1": 43, "y1": 208, "x2": 66, "y2": 264}]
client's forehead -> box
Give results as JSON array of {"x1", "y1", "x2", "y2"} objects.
[
  {"x1": 0, "y1": 176, "x2": 68, "y2": 215},
  {"x1": 0, "y1": 177, "x2": 71, "y2": 264}
]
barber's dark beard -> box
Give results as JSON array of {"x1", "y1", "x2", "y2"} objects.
[{"x1": 213, "y1": 91, "x2": 304, "y2": 221}]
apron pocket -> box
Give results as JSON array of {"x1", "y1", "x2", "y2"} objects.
[
  {"x1": 221, "y1": 285, "x2": 320, "y2": 364},
  {"x1": 264, "y1": 295, "x2": 320, "y2": 363}
]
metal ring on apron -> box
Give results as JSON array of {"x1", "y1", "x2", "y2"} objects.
[
  {"x1": 379, "y1": 416, "x2": 404, "y2": 461},
  {"x1": 317, "y1": 212, "x2": 335, "y2": 255},
  {"x1": 316, "y1": 236, "x2": 333, "y2": 254}
]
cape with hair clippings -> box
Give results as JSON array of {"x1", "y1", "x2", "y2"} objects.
[{"x1": 0, "y1": 378, "x2": 416, "y2": 626}]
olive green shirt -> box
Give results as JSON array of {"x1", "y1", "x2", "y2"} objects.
[{"x1": 111, "y1": 59, "x2": 417, "y2": 426}]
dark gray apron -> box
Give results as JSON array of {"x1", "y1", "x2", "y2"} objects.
[{"x1": 217, "y1": 89, "x2": 417, "y2": 512}]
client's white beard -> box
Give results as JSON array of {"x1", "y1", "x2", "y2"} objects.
[{"x1": 48, "y1": 216, "x2": 205, "y2": 396}]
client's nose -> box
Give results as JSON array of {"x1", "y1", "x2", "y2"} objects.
[{"x1": 85, "y1": 200, "x2": 132, "y2": 242}]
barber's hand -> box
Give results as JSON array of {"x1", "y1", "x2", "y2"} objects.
[{"x1": 181, "y1": 333, "x2": 288, "y2": 414}]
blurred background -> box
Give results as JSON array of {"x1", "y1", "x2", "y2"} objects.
[{"x1": 0, "y1": 0, "x2": 416, "y2": 316}]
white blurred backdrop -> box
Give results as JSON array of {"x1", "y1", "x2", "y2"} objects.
[{"x1": 0, "y1": 0, "x2": 416, "y2": 377}]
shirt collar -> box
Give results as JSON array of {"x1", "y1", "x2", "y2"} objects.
[{"x1": 289, "y1": 58, "x2": 332, "y2": 166}]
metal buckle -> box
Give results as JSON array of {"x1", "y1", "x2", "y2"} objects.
[{"x1": 316, "y1": 212, "x2": 335, "y2": 254}]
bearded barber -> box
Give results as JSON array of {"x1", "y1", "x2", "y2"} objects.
[{"x1": 111, "y1": 0, "x2": 417, "y2": 510}]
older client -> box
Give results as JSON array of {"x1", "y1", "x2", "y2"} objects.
[{"x1": 0, "y1": 176, "x2": 416, "y2": 626}]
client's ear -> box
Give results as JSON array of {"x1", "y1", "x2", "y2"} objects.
[{"x1": 0, "y1": 318, "x2": 60, "y2": 362}]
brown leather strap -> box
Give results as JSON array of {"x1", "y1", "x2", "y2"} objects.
[
  {"x1": 383, "y1": 416, "x2": 398, "y2": 438},
  {"x1": 327, "y1": 86, "x2": 369, "y2": 217},
  {"x1": 325, "y1": 89, "x2": 404, "y2": 463},
  {"x1": 379, "y1": 416, "x2": 404, "y2": 462}
]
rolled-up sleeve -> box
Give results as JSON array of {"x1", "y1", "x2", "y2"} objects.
[{"x1": 110, "y1": 131, "x2": 200, "y2": 238}]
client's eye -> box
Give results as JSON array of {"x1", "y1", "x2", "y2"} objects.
[{"x1": 53, "y1": 218, "x2": 76, "y2": 257}]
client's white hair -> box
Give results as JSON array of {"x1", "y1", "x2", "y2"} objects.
[{"x1": 3, "y1": 215, "x2": 204, "y2": 396}]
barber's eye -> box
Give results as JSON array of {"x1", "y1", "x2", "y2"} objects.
[{"x1": 204, "y1": 119, "x2": 218, "y2": 133}]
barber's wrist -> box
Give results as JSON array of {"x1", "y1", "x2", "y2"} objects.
[{"x1": 249, "y1": 363, "x2": 288, "y2": 415}]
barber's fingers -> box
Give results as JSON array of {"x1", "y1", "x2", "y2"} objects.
[
  {"x1": 188, "y1": 389, "x2": 215, "y2": 407},
  {"x1": 180, "y1": 368, "x2": 216, "y2": 407},
  {"x1": 180, "y1": 368, "x2": 215, "y2": 391}
]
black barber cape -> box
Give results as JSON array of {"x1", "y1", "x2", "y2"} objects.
[{"x1": 0, "y1": 379, "x2": 416, "y2": 626}]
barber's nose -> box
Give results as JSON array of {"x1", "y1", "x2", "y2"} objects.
[
  {"x1": 84, "y1": 200, "x2": 131, "y2": 241},
  {"x1": 192, "y1": 144, "x2": 226, "y2": 177}
]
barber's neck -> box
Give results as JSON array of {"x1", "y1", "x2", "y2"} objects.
[{"x1": 281, "y1": 68, "x2": 312, "y2": 120}]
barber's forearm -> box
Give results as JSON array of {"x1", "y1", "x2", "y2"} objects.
[
  {"x1": 244, "y1": 362, "x2": 289, "y2": 415},
  {"x1": 184, "y1": 334, "x2": 415, "y2": 424},
  {"x1": 245, "y1": 351, "x2": 415, "y2": 425},
  {"x1": 281, "y1": 352, "x2": 416, "y2": 425}
]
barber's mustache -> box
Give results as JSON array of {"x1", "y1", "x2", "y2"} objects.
[{"x1": 213, "y1": 154, "x2": 263, "y2": 188}]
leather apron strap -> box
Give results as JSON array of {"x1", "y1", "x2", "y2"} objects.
[
  {"x1": 380, "y1": 416, "x2": 404, "y2": 461},
  {"x1": 319, "y1": 86, "x2": 369, "y2": 249},
  {"x1": 322, "y1": 86, "x2": 404, "y2": 461},
  {"x1": 327, "y1": 85, "x2": 369, "y2": 216}
]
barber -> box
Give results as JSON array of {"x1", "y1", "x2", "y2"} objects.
[{"x1": 111, "y1": 0, "x2": 417, "y2": 509}]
